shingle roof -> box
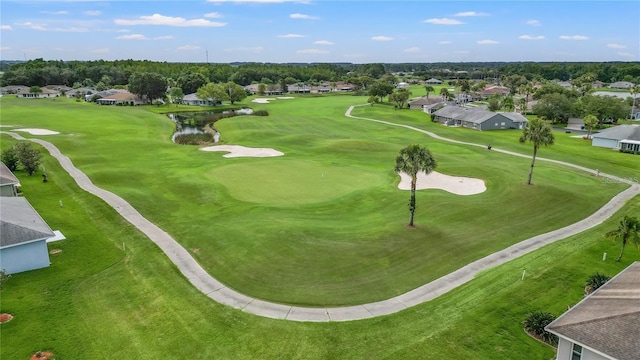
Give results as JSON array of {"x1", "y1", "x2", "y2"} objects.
[
  {"x1": 593, "y1": 125, "x2": 640, "y2": 141},
  {"x1": 0, "y1": 197, "x2": 55, "y2": 248},
  {"x1": 0, "y1": 162, "x2": 19, "y2": 186},
  {"x1": 500, "y1": 112, "x2": 529, "y2": 123},
  {"x1": 546, "y1": 262, "x2": 640, "y2": 360},
  {"x1": 408, "y1": 96, "x2": 443, "y2": 106}
]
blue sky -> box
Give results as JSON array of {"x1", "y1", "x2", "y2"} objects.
[{"x1": 1, "y1": 1, "x2": 638, "y2": 63}]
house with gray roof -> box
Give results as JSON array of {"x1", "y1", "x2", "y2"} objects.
[
  {"x1": 425, "y1": 78, "x2": 443, "y2": 85},
  {"x1": 546, "y1": 262, "x2": 640, "y2": 360},
  {"x1": 0, "y1": 162, "x2": 20, "y2": 197},
  {"x1": 592, "y1": 125, "x2": 640, "y2": 153},
  {"x1": 0, "y1": 197, "x2": 54, "y2": 274},
  {"x1": 408, "y1": 96, "x2": 444, "y2": 111},
  {"x1": 181, "y1": 93, "x2": 219, "y2": 106},
  {"x1": 432, "y1": 105, "x2": 528, "y2": 131},
  {"x1": 609, "y1": 81, "x2": 635, "y2": 89}
]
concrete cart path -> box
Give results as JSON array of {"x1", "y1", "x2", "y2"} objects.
[{"x1": 2, "y1": 117, "x2": 637, "y2": 322}]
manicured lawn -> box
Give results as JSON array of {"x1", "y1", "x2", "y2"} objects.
[
  {"x1": 0, "y1": 95, "x2": 631, "y2": 307},
  {"x1": 1, "y1": 134, "x2": 638, "y2": 359}
]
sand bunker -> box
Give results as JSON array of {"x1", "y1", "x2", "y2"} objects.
[
  {"x1": 200, "y1": 145, "x2": 283, "y2": 158},
  {"x1": 251, "y1": 97, "x2": 295, "y2": 104},
  {"x1": 398, "y1": 171, "x2": 486, "y2": 195},
  {"x1": 14, "y1": 128, "x2": 59, "y2": 135}
]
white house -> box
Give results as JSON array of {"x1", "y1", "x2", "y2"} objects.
[
  {"x1": 16, "y1": 88, "x2": 59, "y2": 98},
  {"x1": 545, "y1": 262, "x2": 640, "y2": 360},
  {"x1": 591, "y1": 124, "x2": 640, "y2": 149},
  {"x1": 609, "y1": 81, "x2": 635, "y2": 89}
]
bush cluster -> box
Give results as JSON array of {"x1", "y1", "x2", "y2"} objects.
[
  {"x1": 1, "y1": 142, "x2": 42, "y2": 175},
  {"x1": 173, "y1": 133, "x2": 214, "y2": 145}
]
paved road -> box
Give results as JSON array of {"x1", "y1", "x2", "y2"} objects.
[{"x1": 2, "y1": 114, "x2": 638, "y2": 322}]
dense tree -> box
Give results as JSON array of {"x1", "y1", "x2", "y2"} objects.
[
  {"x1": 1, "y1": 146, "x2": 20, "y2": 171},
  {"x1": 487, "y1": 95, "x2": 502, "y2": 111},
  {"x1": 502, "y1": 96, "x2": 515, "y2": 111},
  {"x1": 519, "y1": 118, "x2": 555, "y2": 185},
  {"x1": 219, "y1": 82, "x2": 248, "y2": 105},
  {"x1": 196, "y1": 83, "x2": 222, "y2": 104},
  {"x1": 368, "y1": 81, "x2": 394, "y2": 102},
  {"x1": 578, "y1": 95, "x2": 629, "y2": 125},
  {"x1": 394, "y1": 144, "x2": 437, "y2": 227},
  {"x1": 29, "y1": 86, "x2": 42, "y2": 95},
  {"x1": 605, "y1": 215, "x2": 640, "y2": 262},
  {"x1": 14, "y1": 142, "x2": 42, "y2": 176},
  {"x1": 177, "y1": 72, "x2": 208, "y2": 94},
  {"x1": 389, "y1": 88, "x2": 412, "y2": 109},
  {"x1": 128, "y1": 72, "x2": 168, "y2": 104},
  {"x1": 532, "y1": 93, "x2": 576, "y2": 124},
  {"x1": 169, "y1": 87, "x2": 184, "y2": 107}
]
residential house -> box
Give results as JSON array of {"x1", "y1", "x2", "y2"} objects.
[
  {"x1": 44, "y1": 85, "x2": 72, "y2": 93},
  {"x1": 287, "y1": 84, "x2": 311, "y2": 94},
  {"x1": 425, "y1": 78, "x2": 443, "y2": 85},
  {"x1": 478, "y1": 86, "x2": 510, "y2": 99},
  {"x1": 66, "y1": 87, "x2": 96, "y2": 99},
  {"x1": 96, "y1": 91, "x2": 145, "y2": 105},
  {"x1": 0, "y1": 85, "x2": 29, "y2": 95},
  {"x1": 16, "y1": 88, "x2": 59, "y2": 98},
  {"x1": 0, "y1": 197, "x2": 54, "y2": 274},
  {"x1": 591, "y1": 125, "x2": 640, "y2": 152},
  {"x1": 408, "y1": 96, "x2": 444, "y2": 111},
  {"x1": 432, "y1": 106, "x2": 528, "y2": 130},
  {"x1": 0, "y1": 162, "x2": 20, "y2": 197},
  {"x1": 609, "y1": 81, "x2": 635, "y2": 89},
  {"x1": 545, "y1": 262, "x2": 640, "y2": 360},
  {"x1": 566, "y1": 118, "x2": 585, "y2": 131},
  {"x1": 181, "y1": 93, "x2": 218, "y2": 106}
]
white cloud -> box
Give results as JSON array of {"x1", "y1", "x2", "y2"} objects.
[
  {"x1": 17, "y1": 22, "x2": 88, "y2": 32},
  {"x1": 404, "y1": 47, "x2": 420, "y2": 53},
  {"x1": 454, "y1": 11, "x2": 489, "y2": 16},
  {"x1": 204, "y1": 12, "x2": 223, "y2": 18},
  {"x1": 0, "y1": 47, "x2": 11, "y2": 51},
  {"x1": 1, "y1": 25, "x2": 13, "y2": 31},
  {"x1": 177, "y1": 45, "x2": 201, "y2": 50},
  {"x1": 618, "y1": 52, "x2": 634, "y2": 57},
  {"x1": 116, "y1": 34, "x2": 148, "y2": 40},
  {"x1": 41, "y1": 11, "x2": 69, "y2": 15},
  {"x1": 154, "y1": 35, "x2": 174, "y2": 40},
  {"x1": 559, "y1": 35, "x2": 589, "y2": 40},
  {"x1": 290, "y1": 13, "x2": 319, "y2": 20},
  {"x1": 438, "y1": 40, "x2": 451, "y2": 44},
  {"x1": 477, "y1": 39, "x2": 499, "y2": 44},
  {"x1": 424, "y1": 18, "x2": 464, "y2": 25},
  {"x1": 371, "y1": 35, "x2": 393, "y2": 41},
  {"x1": 607, "y1": 43, "x2": 626, "y2": 49},
  {"x1": 224, "y1": 46, "x2": 264, "y2": 52},
  {"x1": 526, "y1": 19, "x2": 541, "y2": 26},
  {"x1": 91, "y1": 48, "x2": 110, "y2": 54},
  {"x1": 115, "y1": 14, "x2": 226, "y2": 27},
  {"x1": 84, "y1": 10, "x2": 102, "y2": 16},
  {"x1": 297, "y1": 48, "x2": 329, "y2": 54},
  {"x1": 277, "y1": 33, "x2": 304, "y2": 38},
  {"x1": 313, "y1": 40, "x2": 334, "y2": 45},
  {"x1": 519, "y1": 35, "x2": 545, "y2": 40}
]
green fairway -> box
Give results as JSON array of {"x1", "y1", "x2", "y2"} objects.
[
  {"x1": 1, "y1": 135, "x2": 637, "y2": 359},
  {"x1": 0, "y1": 95, "x2": 632, "y2": 307},
  {"x1": 207, "y1": 160, "x2": 387, "y2": 205}
]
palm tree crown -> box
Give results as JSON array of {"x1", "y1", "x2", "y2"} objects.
[
  {"x1": 605, "y1": 215, "x2": 640, "y2": 262},
  {"x1": 394, "y1": 144, "x2": 437, "y2": 227}
]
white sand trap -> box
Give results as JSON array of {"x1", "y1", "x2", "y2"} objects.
[
  {"x1": 252, "y1": 98, "x2": 274, "y2": 104},
  {"x1": 14, "y1": 128, "x2": 60, "y2": 135},
  {"x1": 200, "y1": 145, "x2": 283, "y2": 158},
  {"x1": 398, "y1": 171, "x2": 486, "y2": 196}
]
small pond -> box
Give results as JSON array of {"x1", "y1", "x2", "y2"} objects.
[{"x1": 168, "y1": 109, "x2": 253, "y2": 144}]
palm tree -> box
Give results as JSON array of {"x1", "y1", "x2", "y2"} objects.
[
  {"x1": 519, "y1": 118, "x2": 555, "y2": 185},
  {"x1": 605, "y1": 215, "x2": 640, "y2": 262},
  {"x1": 582, "y1": 114, "x2": 599, "y2": 139},
  {"x1": 424, "y1": 85, "x2": 434, "y2": 99},
  {"x1": 439, "y1": 87, "x2": 449, "y2": 101},
  {"x1": 394, "y1": 145, "x2": 437, "y2": 227}
]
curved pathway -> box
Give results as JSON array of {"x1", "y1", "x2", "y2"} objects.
[{"x1": 2, "y1": 115, "x2": 638, "y2": 322}]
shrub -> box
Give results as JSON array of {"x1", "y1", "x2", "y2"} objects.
[
  {"x1": 173, "y1": 133, "x2": 213, "y2": 145},
  {"x1": 253, "y1": 110, "x2": 269, "y2": 116},
  {"x1": 585, "y1": 272, "x2": 611, "y2": 295},
  {"x1": 14, "y1": 142, "x2": 42, "y2": 175},
  {"x1": 523, "y1": 311, "x2": 558, "y2": 346},
  {"x1": 1, "y1": 146, "x2": 20, "y2": 171}
]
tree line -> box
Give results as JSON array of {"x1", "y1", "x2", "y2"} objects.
[{"x1": 2, "y1": 59, "x2": 639, "y2": 88}]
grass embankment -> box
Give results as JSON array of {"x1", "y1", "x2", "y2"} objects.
[
  {"x1": 1, "y1": 135, "x2": 637, "y2": 359},
  {"x1": 0, "y1": 95, "x2": 632, "y2": 307}
]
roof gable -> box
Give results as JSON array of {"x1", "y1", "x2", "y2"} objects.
[
  {"x1": 546, "y1": 262, "x2": 640, "y2": 360},
  {"x1": 593, "y1": 125, "x2": 640, "y2": 141},
  {"x1": 0, "y1": 197, "x2": 55, "y2": 248},
  {"x1": 0, "y1": 162, "x2": 19, "y2": 186}
]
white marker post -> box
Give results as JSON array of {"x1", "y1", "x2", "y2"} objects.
[
  {"x1": 603, "y1": 252, "x2": 607, "y2": 261},
  {"x1": 521, "y1": 269, "x2": 526, "y2": 280}
]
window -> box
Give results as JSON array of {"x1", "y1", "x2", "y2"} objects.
[{"x1": 571, "y1": 344, "x2": 582, "y2": 360}]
